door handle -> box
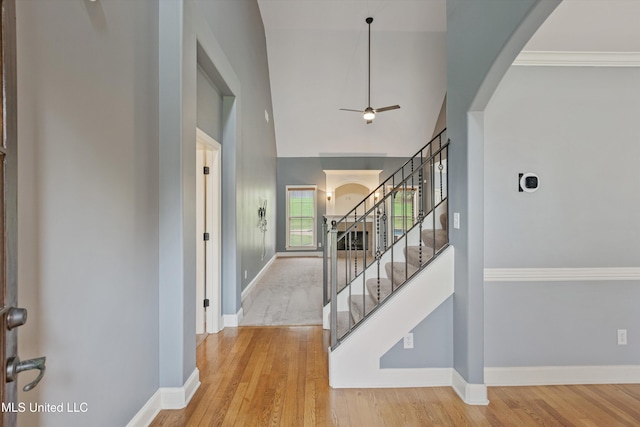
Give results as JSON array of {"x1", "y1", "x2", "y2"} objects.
[{"x1": 6, "y1": 356, "x2": 46, "y2": 392}]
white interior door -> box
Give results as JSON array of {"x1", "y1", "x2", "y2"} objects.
[{"x1": 196, "y1": 128, "x2": 222, "y2": 334}]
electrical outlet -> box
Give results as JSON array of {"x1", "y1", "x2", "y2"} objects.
[
  {"x1": 318, "y1": 242, "x2": 322, "y2": 248},
  {"x1": 244, "y1": 270, "x2": 248, "y2": 280},
  {"x1": 618, "y1": 329, "x2": 628, "y2": 345},
  {"x1": 403, "y1": 333, "x2": 414, "y2": 349},
  {"x1": 453, "y1": 212, "x2": 460, "y2": 229}
]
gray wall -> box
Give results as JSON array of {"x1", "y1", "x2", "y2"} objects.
[
  {"x1": 381, "y1": 296, "x2": 453, "y2": 368},
  {"x1": 276, "y1": 157, "x2": 409, "y2": 253},
  {"x1": 484, "y1": 66, "x2": 640, "y2": 366},
  {"x1": 486, "y1": 282, "x2": 640, "y2": 366},
  {"x1": 17, "y1": 1, "x2": 159, "y2": 426},
  {"x1": 195, "y1": 0, "x2": 278, "y2": 295},
  {"x1": 157, "y1": 0, "x2": 278, "y2": 389},
  {"x1": 446, "y1": 0, "x2": 559, "y2": 385},
  {"x1": 197, "y1": 65, "x2": 223, "y2": 141},
  {"x1": 16, "y1": 0, "x2": 278, "y2": 424}
]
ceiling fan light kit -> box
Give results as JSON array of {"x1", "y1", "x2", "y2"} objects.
[{"x1": 340, "y1": 17, "x2": 400, "y2": 124}]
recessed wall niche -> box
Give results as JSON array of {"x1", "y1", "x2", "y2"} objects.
[{"x1": 323, "y1": 170, "x2": 382, "y2": 217}]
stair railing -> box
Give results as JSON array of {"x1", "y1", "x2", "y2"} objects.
[{"x1": 324, "y1": 129, "x2": 449, "y2": 349}]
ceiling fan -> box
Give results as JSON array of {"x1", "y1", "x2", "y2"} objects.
[{"x1": 340, "y1": 17, "x2": 400, "y2": 124}]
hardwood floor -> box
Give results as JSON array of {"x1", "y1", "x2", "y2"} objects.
[{"x1": 151, "y1": 326, "x2": 640, "y2": 426}]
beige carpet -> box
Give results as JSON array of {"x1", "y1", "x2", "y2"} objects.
[{"x1": 240, "y1": 257, "x2": 323, "y2": 326}]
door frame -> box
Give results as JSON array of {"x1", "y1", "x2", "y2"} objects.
[
  {"x1": 2, "y1": 0, "x2": 18, "y2": 424},
  {"x1": 196, "y1": 128, "x2": 222, "y2": 334}
]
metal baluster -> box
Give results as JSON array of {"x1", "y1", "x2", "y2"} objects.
[
  {"x1": 445, "y1": 144, "x2": 449, "y2": 244},
  {"x1": 382, "y1": 186, "x2": 388, "y2": 252},
  {"x1": 347, "y1": 229, "x2": 352, "y2": 331},
  {"x1": 390, "y1": 176, "x2": 395, "y2": 291},
  {"x1": 403, "y1": 178, "x2": 408, "y2": 281},
  {"x1": 376, "y1": 203, "x2": 381, "y2": 302},
  {"x1": 362, "y1": 212, "x2": 367, "y2": 318},
  {"x1": 418, "y1": 164, "x2": 424, "y2": 266},
  {"x1": 431, "y1": 153, "x2": 436, "y2": 253},
  {"x1": 322, "y1": 217, "x2": 328, "y2": 306},
  {"x1": 330, "y1": 221, "x2": 338, "y2": 348},
  {"x1": 354, "y1": 207, "x2": 358, "y2": 278},
  {"x1": 439, "y1": 150, "x2": 444, "y2": 205}
]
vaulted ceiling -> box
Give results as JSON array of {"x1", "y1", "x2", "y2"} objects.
[
  {"x1": 258, "y1": 0, "x2": 447, "y2": 157},
  {"x1": 258, "y1": 0, "x2": 640, "y2": 158}
]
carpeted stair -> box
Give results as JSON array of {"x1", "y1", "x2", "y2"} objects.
[{"x1": 341, "y1": 214, "x2": 448, "y2": 328}]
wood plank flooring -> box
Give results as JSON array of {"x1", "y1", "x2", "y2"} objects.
[{"x1": 151, "y1": 326, "x2": 640, "y2": 426}]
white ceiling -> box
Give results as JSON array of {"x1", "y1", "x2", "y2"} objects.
[
  {"x1": 258, "y1": 0, "x2": 447, "y2": 157},
  {"x1": 258, "y1": 0, "x2": 640, "y2": 158}
]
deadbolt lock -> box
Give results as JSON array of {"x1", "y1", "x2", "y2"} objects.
[{"x1": 6, "y1": 307, "x2": 27, "y2": 330}]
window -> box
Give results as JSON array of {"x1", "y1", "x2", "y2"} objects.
[
  {"x1": 389, "y1": 187, "x2": 418, "y2": 240},
  {"x1": 286, "y1": 186, "x2": 317, "y2": 249}
]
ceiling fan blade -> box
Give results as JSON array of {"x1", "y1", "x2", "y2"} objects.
[
  {"x1": 374, "y1": 105, "x2": 401, "y2": 113},
  {"x1": 339, "y1": 108, "x2": 365, "y2": 113}
]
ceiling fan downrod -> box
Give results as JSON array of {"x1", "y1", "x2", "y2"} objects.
[{"x1": 339, "y1": 16, "x2": 400, "y2": 124}]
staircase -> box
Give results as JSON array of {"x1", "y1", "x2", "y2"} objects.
[{"x1": 323, "y1": 129, "x2": 450, "y2": 351}]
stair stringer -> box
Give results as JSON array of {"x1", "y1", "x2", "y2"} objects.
[{"x1": 329, "y1": 246, "x2": 454, "y2": 388}]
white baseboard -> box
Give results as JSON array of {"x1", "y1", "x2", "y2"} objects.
[
  {"x1": 223, "y1": 307, "x2": 243, "y2": 327},
  {"x1": 241, "y1": 254, "x2": 277, "y2": 302},
  {"x1": 329, "y1": 248, "x2": 455, "y2": 389},
  {"x1": 161, "y1": 368, "x2": 201, "y2": 409},
  {"x1": 451, "y1": 370, "x2": 489, "y2": 405},
  {"x1": 330, "y1": 367, "x2": 452, "y2": 388},
  {"x1": 277, "y1": 251, "x2": 322, "y2": 258},
  {"x1": 126, "y1": 390, "x2": 161, "y2": 427},
  {"x1": 485, "y1": 365, "x2": 640, "y2": 386},
  {"x1": 127, "y1": 368, "x2": 200, "y2": 427}
]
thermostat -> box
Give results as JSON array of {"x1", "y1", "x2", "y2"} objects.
[{"x1": 519, "y1": 173, "x2": 539, "y2": 193}]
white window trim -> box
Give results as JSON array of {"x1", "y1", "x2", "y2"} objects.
[{"x1": 285, "y1": 185, "x2": 317, "y2": 250}]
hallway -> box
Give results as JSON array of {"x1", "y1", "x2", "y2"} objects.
[{"x1": 240, "y1": 257, "x2": 323, "y2": 326}]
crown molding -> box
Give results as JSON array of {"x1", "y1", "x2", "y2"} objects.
[{"x1": 514, "y1": 51, "x2": 640, "y2": 67}]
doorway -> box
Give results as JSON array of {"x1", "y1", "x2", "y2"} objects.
[{"x1": 196, "y1": 128, "x2": 222, "y2": 338}]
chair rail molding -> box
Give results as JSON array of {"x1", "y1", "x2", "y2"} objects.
[
  {"x1": 514, "y1": 51, "x2": 640, "y2": 67},
  {"x1": 484, "y1": 267, "x2": 640, "y2": 282}
]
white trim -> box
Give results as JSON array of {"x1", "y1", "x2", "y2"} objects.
[
  {"x1": 514, "y1": 51, "x2": 640, "y2": 67},
  {"x1": 484, "y1": 267, "x2": 640, "y2": 282},
  {"x1": 126, "y1": 390, "x2": 161, "y2": 427},
  {"x1": 329, "y1": 367, "x2": 453, "y2": 388},
  {"x1": 285, "y1": 185, "x2": 318, "y2": 250},
  {"x1": 223, "y1": 307, "x2": 243, "y2": 327},
  {"x1": 127, "y1": 369, "x2": 200, "y2": 426},
  {"x1": 160, "y1": 368, "x2": 201, "y2": 409},
  {"x1": 329, "y1": 247, "x2": 455, "y2": 388},
  {"x1": 451, "y1": 370, "x2": 489, "y2": 406},
  {"x1": 485, "y1": 365, "x2": 640, "y2": 386},
  {"x1": 241, "y1": 254, "x2": 277, "y2": 301},
  {"x1": 276, "y1": 251, "x2": 322, "y2": 258},
  {"x1": 196, "y1": 128, "x2": 223, "y2": 334}
]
